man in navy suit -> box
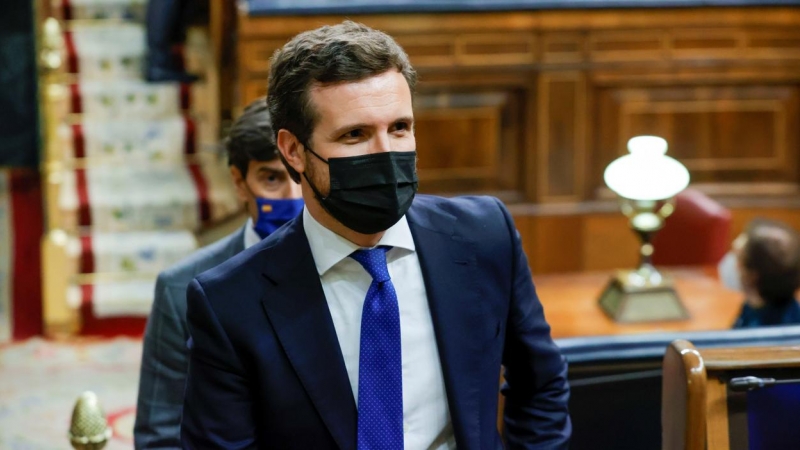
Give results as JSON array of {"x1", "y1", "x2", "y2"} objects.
[{"x1": 181, "y1": 21, "x2": 571, "y2": 449}]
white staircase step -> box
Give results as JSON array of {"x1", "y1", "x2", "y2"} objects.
[
  {"x1": 57, "y1": 162, "x2": 238, "y2": 232},
  {"x1": 68, "y1": 278, "x2": 156, "y2": 318},
  {"x1": 57, "y1": 116, "x2": 196, "y2": 163},
  {"x1": 67, "y1": 230, "x2": 198, "y2": 274},
  {"x1": 64, "y1": 80, "x2": 187, "y2": 119},
  {"x1": 66, "y1": 23, "x2": 145, "y2": 81},
  {"x1": 57, "y1": 0, "x2": 147, "y2": 21}
]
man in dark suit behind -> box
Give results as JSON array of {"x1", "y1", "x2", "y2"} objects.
[
  {"x1": 134, "y1": 100, "x2": 302, "y2": 449},
  {"x1": 181, "y1": 21, "x2": 571, "y2": 449}
]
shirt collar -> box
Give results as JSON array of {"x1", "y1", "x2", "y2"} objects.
[
  {"x1": 243, "y1": 217, "x2": 261, "y2": 249},
  {"x1": 302, "y1": 207, "x2": 415, "y2": 276}
]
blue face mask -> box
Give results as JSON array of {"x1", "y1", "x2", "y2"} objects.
[{"x1": 254, "y1": 197, "x2": 304, "y2": 239}]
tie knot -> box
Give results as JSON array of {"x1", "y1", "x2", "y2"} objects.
[{"x1": 350, "y1": 246, "x2": 391, "y2": 282}]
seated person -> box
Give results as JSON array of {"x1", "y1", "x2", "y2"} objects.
[
  {"x1": 133, "y1": 99, "x2": 302, "y2": 449},
  {"x1": 718, "y1": 218, "x2": 800, "y2": 328},
  {"x1": 144, "y1": 0, "x2": 207, "y2": 82}
]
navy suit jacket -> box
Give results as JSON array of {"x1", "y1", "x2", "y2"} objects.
[{"x1": 181, "y1": 195, "x2": 571, "y2": 449}]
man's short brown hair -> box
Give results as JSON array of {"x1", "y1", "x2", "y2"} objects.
[
  {"x1": 266, "y1": 20, "x2": 417, "y2": 183},
  {"x1": 743, "y1": 218, "x2": 800, "y2": 306},
  {"x1": 226, "y1": 97, "x2": 277, "y2": 178}
]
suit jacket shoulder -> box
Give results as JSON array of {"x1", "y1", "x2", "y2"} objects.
[
  {"x1": 409, "y1": 194, "x2": 513, "y2": 249},
  {"x1": 192, "y1": 218, "x2": 303, "y2": 315},
  {"x1": 159, "y1": 226, "x2": 246, "y2": 291}
]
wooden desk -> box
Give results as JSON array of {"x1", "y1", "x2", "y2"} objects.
[{"x1": 534, "y1": 268, "x2": 742, "y2": 339}]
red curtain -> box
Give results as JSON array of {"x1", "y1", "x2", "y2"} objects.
[{"x1": 9, "y1": 169, "x2": 43, "y2": 339}]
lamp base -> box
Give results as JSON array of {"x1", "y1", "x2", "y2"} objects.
[{"x1": 598, "y1": 270, "x2": 689, "y2": 323}]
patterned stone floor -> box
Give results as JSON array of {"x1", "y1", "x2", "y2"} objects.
[{"x1": 0, "y1": 338, "x2": 141, "y2": 449}]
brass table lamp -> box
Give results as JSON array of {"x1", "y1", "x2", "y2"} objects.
[{"x1": 599, "y1": 136, "x2": 691, "y2": 322}]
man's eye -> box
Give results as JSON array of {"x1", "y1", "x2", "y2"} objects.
[
  {"x1": 394, "y1": 122, "x2": 409, "y2": 131},
  {"x1": 260, "y1": 173, "x2": 280, "y2": 184},
  {"x1": 343, "y1": 129, "x2": 363, "y2": 139}
]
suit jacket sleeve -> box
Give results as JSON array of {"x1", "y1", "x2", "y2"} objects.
[
  {"x1": 181, "y1": 278, "x2": 257, "y2": 449},
  {"x1": 496, "y1": 198, "x2": 572, "y2": 449},
  {"x1": 134, "y1": 273, "x2": 190, "y2": 450}
]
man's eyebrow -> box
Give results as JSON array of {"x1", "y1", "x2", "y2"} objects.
[
  {"x1": 329, "y1": 123, "x2": 372, "y2": 138},
  {"x1": 256, "y1": 166, "x2": 287, "y2": 174},
  {"x1": 394, "y1": 116, "x2": 414, "y2": 124}
]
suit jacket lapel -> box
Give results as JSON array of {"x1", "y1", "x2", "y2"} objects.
[
  {"x1": 407, "y1": 204, "x2": 483, "y2": 448},
  {"x1": 260, "y1": 216, "x2": 357, "y2": 450}
]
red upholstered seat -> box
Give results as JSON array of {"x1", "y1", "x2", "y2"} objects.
[{"x1": 652, "y1": 188, "x2": 732, "y2": 266}]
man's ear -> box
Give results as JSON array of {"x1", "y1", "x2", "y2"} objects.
[
  {"x1": 229, "y1": 165, "x2": 249, "y2": 203},
  {"x1": 277, "y1": 129, "x2": 306, "y2": 177}
]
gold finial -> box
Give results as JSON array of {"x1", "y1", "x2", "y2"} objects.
[{"x1": 68, "y1": 391, "x2": 112, "y2": 450}]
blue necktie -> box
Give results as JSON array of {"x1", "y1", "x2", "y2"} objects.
[{"x1": 350, "y1": 246, "x2": 404, "y2": 450}]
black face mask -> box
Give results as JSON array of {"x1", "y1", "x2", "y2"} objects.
[{"x1": 302, "y1": 146, "x2": 418, "y2": 235}]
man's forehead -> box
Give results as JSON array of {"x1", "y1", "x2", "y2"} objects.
[
  {"x1": 251, "y1": 159, "x2": 285, "y2": 171},
  {"x1": 308, "y1": 72, "x2": 412, "y2": 121}
]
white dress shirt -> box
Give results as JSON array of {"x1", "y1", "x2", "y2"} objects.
[
  {"x1": 303, "y1": 207, "x2": 456, "y2": 450},
  {"x1": 243, "y1": 218, "x2": 260, "y2": 249}
]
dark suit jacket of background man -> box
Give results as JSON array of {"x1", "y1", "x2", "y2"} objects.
[
  {"x1": 181, "y1": 194, "x2": 571, "y2": 449},
  {"x1": 135, "y1": 228, "x2": 244, "y2": 449}
]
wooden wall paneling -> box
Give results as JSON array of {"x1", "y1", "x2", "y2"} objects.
[
  {"x1": 499, "y1": 88, "x2": 525, "y2": 193},
  {"x1": 411, "y1": 71, "x2": 535, "y2": 199},
  {"x1": 541, "y1": 32, "x2": 586, "y2": 65},
  {"x1": 669, "y1": 28, "x2": 745, "y2": 62},
  {"x1": 237, "y1": 9, "x2": 800, "y2": 39},
  {"x1": 591, "y1": 86, "x2": 619, "y2": 199},
  {"x1": 620, "y1": 89, "x2": 793, "y2": 172},
  {"x1": 589, "y1": 30, "x2": 668, "y2": 64},
  {"x1": 512, "y1": 214, "x2": 536, "y2": 269},
  {"x1": 395, "y1": 34, "x2": 458, "y2": 69},
  {"x1": 594, "y1": 85, "x2": 800, "y2": 191},
  {"x1": 523, "y1": 76, "x2": 538, "y2": 201},
  {"x1": 243, "y1": 80, "x2": 267, "y2": 106},
  {"x1": 729, "y1": 208, "x2": 800, "y2": 241},
  {"x1": 582, "y1": 213, "x2": 640, "y2": 271},
  {"x1": 457, "y1": 32, "x2": 537, "y2": 67},
  {"x1": 414, "y1": 90, "x2": 516, "y2": 194},
  {"x1": 210, "y1": 0, "x2": 237, "y2": 127},
  {"x1": 590, "y1": 64, "x2": 800, "y2": 87},
  {"x1": 238, "y1": 39, "x2": 285, "y2": 107},
  {"x1": 529, "y1": 214, "x2": 584, "y2": 274},
  {"x1": 415, "y1": 105, "x2": 501, "y2": 192},
  {"x1": 537, "y1": 71, "x2": 587, "y2": 202},
  {"x1": 239, "y1": 39, "x2": 285, "y2": 76},
  {"x1": 746, "y1": 30, "x2": 800, "y2": 61}
]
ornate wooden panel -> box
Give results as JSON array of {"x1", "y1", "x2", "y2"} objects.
[
  {"x1": 594, "y1": 85, "x2": 800, "y2": 192},
  {"x1": 537, "y1": 72, "x2": 587, "y2": 202},
  {"x1": 589, "y1": 31, "x2": 666, "y2": 63},
  {"x1": 541, "y1": 32, "x2": 585, "y2": 64},
  {"x1": 414, "y1": 90, "x2": 524, "y2": 194},
  {"x1": 239, "y1": 39, "x2": 285, "y2": 75}
]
